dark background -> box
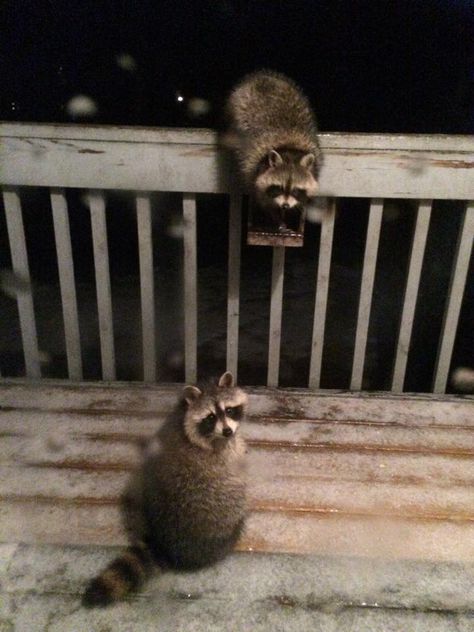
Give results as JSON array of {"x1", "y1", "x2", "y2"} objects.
[
  {"x1": 2, "y1": 0, "x2": 473, "y2": 133},
  {"x1": 1, "y1": 1, "x2": 473, "y2": 389}
]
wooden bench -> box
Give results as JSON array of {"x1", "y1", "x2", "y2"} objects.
[{"x1": 2, "y1": 381, "x2": 473, "y2": 563}]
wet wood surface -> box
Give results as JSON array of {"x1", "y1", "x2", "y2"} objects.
[{"x1": 1, "y1": 380, "x2": 473, "y2": 561}]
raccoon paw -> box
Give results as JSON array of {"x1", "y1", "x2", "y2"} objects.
[{"x1": 278, "y1": 224, "x2": 293, "y2": 234}]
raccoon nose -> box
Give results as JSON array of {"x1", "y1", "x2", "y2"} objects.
[
  {"x1": 281, "y1": 203, "x2": 290, "y2": 210},
  {"x1": 223, "y1": 427, "x2": 233, "y2": 437}
]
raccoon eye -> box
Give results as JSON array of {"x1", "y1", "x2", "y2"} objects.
[
  {"x1": 225, "y1": 405, "x2": 243, "y2": 419},
  {"x1": 266, "y1": 185, "x2": 283, "y2": 198},
  {"x1": 198, "y1": 413, "x2": 217, "y2": 437},
  {"x1": 291, "y1": 188, "x2": 306, "y2": 200}
]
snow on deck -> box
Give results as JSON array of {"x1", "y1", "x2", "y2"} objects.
[
  {"x1": 1, "y1": 380, "x2": 474, "y2": 629},
  {"x1": 1, "y1": 380, "x2": 474, "y2": 561}
]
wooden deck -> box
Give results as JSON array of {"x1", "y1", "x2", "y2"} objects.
[{"x1": 1, "y1": 380, "x2": 473, "y2": 563}]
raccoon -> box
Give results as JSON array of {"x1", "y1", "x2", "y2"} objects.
[
  {"x1": 82, "y1": 371, "x2": 248, "y2": 607},
  {"x1": 224, "y1": 70, "x2": 322, "y2": 230}
]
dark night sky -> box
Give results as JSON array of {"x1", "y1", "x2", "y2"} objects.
[{"x1": 2, "y1": 0, "x2": 474, "y2": 133}]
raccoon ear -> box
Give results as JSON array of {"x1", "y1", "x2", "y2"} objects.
[
  {"x1": 300, "y1": 153, "x2": 315, "y2": 169},
  {"x1": 268, "y1": 150, "x2": 283, "y2": 168},
  {"x1": 218, "y1": 371, "x2": 234, "y2": 388},
  {"x1": 183, "y1": 385, "x2": 202, "y2": 405}
]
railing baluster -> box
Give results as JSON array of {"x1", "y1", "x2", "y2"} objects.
[
  {"x1": 391, "y1": 200, "x2": 432, "y2": 392},
  {"x1": 267, "y1": 246, "x2": 285, "y2": 387},
  {"x1": 350, "y1": 198, "x2": 384, "y2": 390},
  {"x1": 3, "y1": 187, "x2": 41, "y2": 378},
  {"x1": 88, "y1": 190, "x2": 116, "y2": 381},
  {"x1": 50, "y1": 188, "x2": 83, "y2": 380},
  {"x1": 433, "y1": 201, "x2": 474, "y2": 393},
  {"x1": 226, "y1": 194, "x2": 242, "y2": 379},
  {"x1": 136, "y1": 193, "x2": 156, "y2": 382},
  {"x1": 183, "y1": 193, "x2": 197, "y2": 383},
  {"x1": 309, "y1": 199, "x2": 336, "y2": 388}
]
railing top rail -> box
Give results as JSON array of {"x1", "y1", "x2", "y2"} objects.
[
  {"x1": 2, "y1": 121, "x2": 474, "y2": 152},
  {"x1": 1, "y1": 122, "x2": 473, "y2": 198}
]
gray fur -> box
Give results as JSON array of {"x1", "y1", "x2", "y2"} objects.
[
  {"x1": 83, "y1": 373, "x2": 248, "y2": 606},
  {"x1": 225, "y1": 70, "x2": 322, "y2": 186}
]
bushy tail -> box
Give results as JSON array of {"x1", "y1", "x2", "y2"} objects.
[{"x1": 82, "y1": 543, "x2": 154, "y2": 607}]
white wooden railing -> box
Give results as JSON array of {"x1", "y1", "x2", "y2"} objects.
[{"x1": 1, "y1": 122, "x2": 473, "y2": 392}]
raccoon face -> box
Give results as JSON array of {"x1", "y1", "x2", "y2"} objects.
[
  {"x1": 183, "y1": 372, "x2": 248, "y2": 451},
  {"x1": 255, "y1": 149, "x2": 319, "y2": 211}
]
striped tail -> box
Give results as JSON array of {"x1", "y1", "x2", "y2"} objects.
[{"x1": 82, "y1": 543, "x2": 154, "y2": 607}]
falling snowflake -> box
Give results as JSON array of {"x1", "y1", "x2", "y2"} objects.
[
  {"x1": 66, "y1": 95, "x2": 98, "y2": 118},
  {"x1": 116, "y1": 53, "x2": 137, "y2": 72},
  {"x1": 0, "y1": 269, "x2": 30, "y2": 298},
  {"x1": 187, "y1": 97, "x2": 211, "y2": 118},
  {"x1": 451, "y1": 367, "x2": 474, "y2": 393},
  {"x1": 167, "y1": 217, "x2": 184, "y2": 239}
]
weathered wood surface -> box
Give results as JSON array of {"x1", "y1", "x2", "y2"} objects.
[
  {"x1": 1, "y1": 381, "x2": 473, "y2": 562},
  {"x1": 1, "y1": 123, "x2": 473, "y2": 198}
]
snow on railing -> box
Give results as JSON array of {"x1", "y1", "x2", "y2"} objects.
[{"x1": 1, "y1": 123, "x2": 473, "y2": 392}]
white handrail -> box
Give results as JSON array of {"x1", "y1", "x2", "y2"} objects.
[{"x1": 2, "y1": 123, "x2": 473, "y2": 198}]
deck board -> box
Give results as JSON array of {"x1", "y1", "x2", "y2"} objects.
[
  {"x1": 3, "y1": 543, "x2": 473, "y2": 630},
  {"x1": 0, "y1": 381, "x2": 473, "y2": 562}
]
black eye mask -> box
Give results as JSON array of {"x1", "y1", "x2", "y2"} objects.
[
  {"x1": 198, "y1": 413, "x2": 216, "y2": 436},
  {"x1": 224, "y1": 405, "x2": 243, "y2": 420},
  {"x1": 291, "y1": 188, "x2": 307, "y2": 202},
  {"x1": 266, "y1": 185, "x2": 283, "y2": 198}
]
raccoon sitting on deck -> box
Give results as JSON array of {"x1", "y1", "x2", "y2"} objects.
[
  {"x1": 82, "y1": 371, "x2": 248, "y2": 607},
  {"x1": 224, "y1": 70, "x2": 323, "y2": 231}
]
